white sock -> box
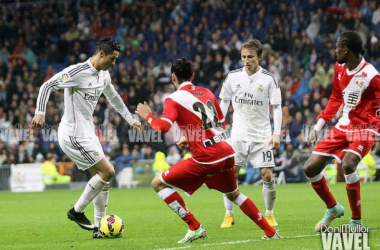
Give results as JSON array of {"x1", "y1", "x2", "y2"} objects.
[
  {"x1": 157, "y1": 187, "x2": 175, "y2": 200},
  {"x1": 93, "y1": 183, "x2": 110, "y2": 227},
  {"x1": 74, "y1": 174, "x2": 107, "y2": 213},
  {"x1": 344, "y1": 172, "x2": 360, "y2": 184},
  {"x1": 223, "y1": 193, "x2": 234, "y2": 215},
  {"x1": 262, "y1": 179, "x2": 276, "y2": 213},
  {"x1": 232, "y1": 193, "x2": 248, "y2": 207},
  {"x1": 308, "y1": 173, "x2": 323, "y2": 182}
]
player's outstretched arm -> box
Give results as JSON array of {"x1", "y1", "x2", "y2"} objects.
[
  {"x1": 103, "y1": 80, "x2": 141, "y2": 130},
  {"x1": 136, "y1": 102, "x2": 171, "y2": 133}
]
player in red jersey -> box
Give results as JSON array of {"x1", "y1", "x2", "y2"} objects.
[
  {"x1": 303, "y1": 31, "x2": 380, "y2": 231},
  {"x1": 136, "y1": 58, "x2": 280, "y2": 243}
]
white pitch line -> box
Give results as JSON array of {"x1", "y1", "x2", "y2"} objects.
[
  {"x1": 154, "y1": 233, "x2": 320, "y2": 250},
  {"x1": 154, "y1": 230, "x2": 380, "y2": 250}
]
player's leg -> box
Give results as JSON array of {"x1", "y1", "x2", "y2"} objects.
[
  {"x1": 206, "y1": 157, "x2": 280, "y2": 239},
  {"x1": 341, "y1": 152, "x2": 362, "y2": 228},
  {"x1": 221, "y1": 140, "x2": 247, "y2": 229},
  {"x1": 91, "y1": 139, "x2": 112, "y2": 238},
  {"x1": 152, "y1": 159, "x2": 207, "y2": 243},
  {"x1": 260, "y1": 167, "x2": 277, "y2": 226},
  {"x1": 303, "y1": 128, "x2": 348, "y2": 231},
  {"x1": 69, "y1": 157, "x2": 114, "y2": 231},
  {"x1": 221, "y1": 164, "x2": 240, "y2": 228},
  {"x1": 225, "y1": 190, "x2": 280, "y2": 239},
  {"x1": 59, "y1": 133, "x2": 114, "y2": 231},
  {"x1": 249, "y1": 143, "x2": 277, "y2": 226},
  {"x1": 343, "y1": 134, "x2": 375, "y2": 228},
  {"x1": 304, "y1": 154, "x2": 344, "y2": 231}
]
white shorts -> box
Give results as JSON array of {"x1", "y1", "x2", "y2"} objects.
[
  {"x1": 58, "y1": 132, "x2": 104, "y2": 170},
  {"x1": 231, "y1": 140, "x2": 275, "y2": 169}
]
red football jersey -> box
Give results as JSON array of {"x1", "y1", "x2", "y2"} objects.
[
  {"x1": 320, "y1": 59, "x2": 380, "y2": 134},
  {"x1": 161, "y1": 82, "x2": 234, "y2": 164}
]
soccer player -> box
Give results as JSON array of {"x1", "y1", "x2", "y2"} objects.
[
  {"x1": 218, "y1": 39, "x2": 282, "y2": 228},
  {"x1": 31, "y1": 38, "x2": 141, "y2": 237},
  {"x1": 303, "y1": 31, "x2": 380, "y2": 231},
  {"x1": 136, "y1": 57, "x2": 281, "y2": 243}
]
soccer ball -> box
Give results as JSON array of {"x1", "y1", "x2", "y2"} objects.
[{"x1": 98, "y1": 214, "x2": 125, "y2": 238}]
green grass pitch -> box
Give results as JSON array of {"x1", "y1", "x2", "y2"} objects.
[{"x1": 0, "y1": 183, "x2": 379, "y2": 250}]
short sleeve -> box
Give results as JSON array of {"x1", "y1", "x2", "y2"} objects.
[
  {"x1": 160, "y1": 98, "x2": 178, "y2": 125},
  {"x1": 219, "y1": 74, "x2": 233, "y2": 101}
]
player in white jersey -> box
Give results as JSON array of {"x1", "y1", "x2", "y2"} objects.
[
  {"x1": 219, "y1": 39, "x2": 282, "y2": 228},
  {"x1": 31, "y1": 38, "x2": 141, "y2": 237}
]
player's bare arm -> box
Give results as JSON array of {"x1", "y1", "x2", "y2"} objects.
[{"x1": 31, "y1": 114, "x2": 45, "y2": 128}]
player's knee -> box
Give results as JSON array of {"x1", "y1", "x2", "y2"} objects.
[
  {"x1": 102, "y1": 165, "x2": 115, "y2": 182},
  {"x1": 151, "y1": 176, "x2": 162, "y2": 192},
  {"x1": 261, "y1": 168, "x2": 273, "y2": 182},
  {"x1": 108, "y1": 167, "x2": 115, "y2": 179},
  {"x1": 342, "y1": 162, "x2": 356, "y2": 175},
  {"x1": 226, "y1": 190, "x2": 240, "y2": 201},
  {"x1": 303, "y1": 161, "x2": 314, "y2": 177}
]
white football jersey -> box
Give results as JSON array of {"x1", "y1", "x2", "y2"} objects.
[
  {"x1": 35, "y1": 59, "x2": 136, "y2": 138},
  {"x1": 220, "y1": 66, "x2": 281, "y2": 142}
]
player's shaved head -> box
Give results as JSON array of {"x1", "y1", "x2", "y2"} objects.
[
  {"x1": 95, "y1": 37, "x2": 120, "y2": 55},
  {"x1": 171, "y1": 57, "x2": 194, "y2": 83},
  {"x1": 240, "y1": 39, "x2": 263, "y2": 57}
]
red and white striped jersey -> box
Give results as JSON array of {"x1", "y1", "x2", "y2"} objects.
[
  {"x1": 161, "y1": 82, "x2": 235, "y2": 164},
  {"x1": 320, "y1": 58, "x2": 380, "y2": 134}
]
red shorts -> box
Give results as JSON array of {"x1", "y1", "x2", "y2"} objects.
[
  {"x1": 159, "y1": 157, "x2": 237, "y2": 196},
  {"x1": 314, "y1": 127, "x2": 376, "y2": 162}
]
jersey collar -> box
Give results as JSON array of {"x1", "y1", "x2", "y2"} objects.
[
  {"x1": 346, "y1": 57, "x2": 365, "y2": 75},
  {"x1": 178, "y1": 81, "x2": 193, "y2": 90},
  {"x1": 87, "y1": 59, "x2": 99, "y2": 74},
  {"x1": 243, "y1": 66, "x2": 262, "y2": 77}
]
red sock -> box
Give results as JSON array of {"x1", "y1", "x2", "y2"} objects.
[
  {"x1": 163, "y1": 192, "x2": 200, "y2": 230},
  {"x1": 346, "y1": 181, "x2": 361, "y2": 219},
  {"x1": 311, "y1": 176, "x2": 337, "y2": 208},
  {"x1": 239, "y1": 198, "x2": 276, "y2": 237}
]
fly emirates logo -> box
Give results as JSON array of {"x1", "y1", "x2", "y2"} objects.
[{"x1": 234, "y1": 92, "x2": 263, "y2": 106}]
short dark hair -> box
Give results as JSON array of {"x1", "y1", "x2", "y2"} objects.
[
  {"x1": 95, "y1": 37, "x2": 120, "y2": 55},
  {"x1": 171, "y1": 57, "x2": 193, "y2": 82},
  {"x1": 240, "y1": 39, "x2": 263, "y2": 56},
  {"x1": 338, "y1": 31, "x2": 366, "y2": 55}
]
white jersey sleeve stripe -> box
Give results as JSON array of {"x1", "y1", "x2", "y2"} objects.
[
  {"x1": 68, "y1": 64, "x2": 90, "y2": 76},
  {"x1": 262, "y1": 70, "x2": 279, "y2": 88},
  {"x1": 38, "y1": 80, "x2": 59, "y2": 113},
  {"x1": 161, "y1": 117, "x2": 173, "y2": 125}
]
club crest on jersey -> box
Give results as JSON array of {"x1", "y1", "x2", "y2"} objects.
[
  {"x1": 354, "y1": 76, "x2": 365, "y2": 90},
  {"x1": 258, "y1": 85, "x2": 264, "y2": 92},
  {"x1": 61, "y1": 73, "x2": 70, "y2": 82}
]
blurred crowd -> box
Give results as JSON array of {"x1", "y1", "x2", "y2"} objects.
[{"x1": 1, "y1": 0, "x2": 380, "y2": 180}]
